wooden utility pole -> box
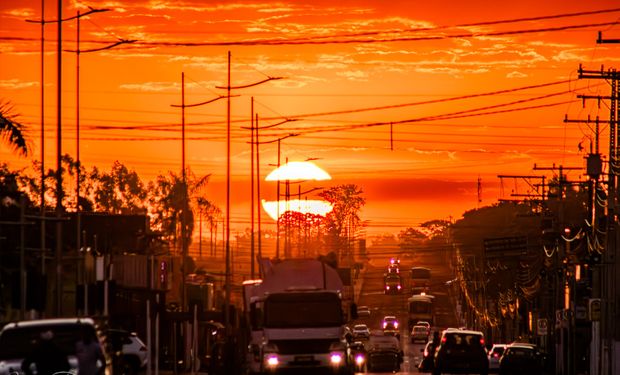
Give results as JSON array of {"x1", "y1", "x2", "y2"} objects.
[{"x1": 572, "y1": 64, "x2": 620, "y2": 375}]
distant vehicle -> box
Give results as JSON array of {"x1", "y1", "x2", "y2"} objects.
[
  {"x1": 357, "y1": 305, "x2": 371, "y2": 317},
  {"x1": 433, "y1": 328, "x2": 488, "y2": 375},
  {"x1": 107, "y1": 329, "x2": 148, "y2": 375},
  {"x1": 384, "y1": 273, "x2": 403, "y2": 294},
  {"x1": 408, "y1": 294, "x2": 434, "y2": 329},
  {"x1": 382, "y1": 316, "x2": 400, "y2": 339},
  {"x1": 352, "y1": 324, "x2": 371, "y2": 340},
  {"x1": 411, "y1": 266, "x2": 431, "y2": 290},
  {"x1": 488, "y1": 344, "x2": 507, "y2": 373},
  {"x1": 0, "y1": 317, "x2": 110, "y2": 375},
  {"x1": 410, "y1": 324, "x2": 430, "y2": 343},
  {"x1": 366, "y1": 334, "x2": 403, "y2": 373},
  {"x1": 499, "y1": 343, "x2": 544, "y2": 375},
  {"x1": 389, "y1": 257, "x2": 400, "y2": 266},
  {"x1": 387, "y1": 264, "x2": 400, "y2": 274}
]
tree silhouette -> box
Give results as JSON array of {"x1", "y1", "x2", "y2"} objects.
[{"x1": 0, "y1": 100, "x2": 30, "y2": 157}]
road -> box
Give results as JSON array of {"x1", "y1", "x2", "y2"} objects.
[{"x1": 351, "y1": 246, "x2": 460, "y2": 374}]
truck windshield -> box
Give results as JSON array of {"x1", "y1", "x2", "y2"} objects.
[
  {"x1": 264, "y1": 293, "x2": 343, "y2": 328},
  {"x1": 409, "y1": 302, "x2": 432, "y2": 314}
]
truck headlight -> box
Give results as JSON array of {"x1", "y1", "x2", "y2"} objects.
[
  {"x1": 265, "y1": 354, "x2": 279, "y2": 367},
  {"x1": 330, "y1": 353, "x2": 343, "y2": 365}
]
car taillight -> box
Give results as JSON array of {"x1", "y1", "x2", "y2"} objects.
[
  {"x1": 441, "y1": 336, "x2": 447, "y2": 343},
  {"x1": 383, "y1": 322, "x2": 387, "y2": 328},
  {"x1": 480, "y1": 338, "x2": 485, "y2": 346},
  {"x1": 493, "y1": 353, "x2": 499, "y2": 358}
]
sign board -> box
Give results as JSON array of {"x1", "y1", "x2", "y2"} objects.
[{"x1": 537, "y1": 318, "x2": 548, "y2": 336}]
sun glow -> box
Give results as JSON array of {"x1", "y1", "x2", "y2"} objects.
[
  {"x1": 261, "y1": 199, "x2": 333, "y2": 220},
  {"x1": 265, "y1": 161, "x2": 332, "y2": 181}
]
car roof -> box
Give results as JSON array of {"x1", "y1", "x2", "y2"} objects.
[
  {"x1": 442, "y1": 328, "x2": 484, "y2": 336},
  {"x1": 353, "y1": 324, "x2": 368, "y2": 328},
  {"x1": 1, "y1": 317, "x2": 95, "y2": 331},
  {"x1": 383, "y1": 315, "x2": 397, "y2": 320}
]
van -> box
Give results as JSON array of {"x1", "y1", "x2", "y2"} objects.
[
  {"x1": 0, "y1": 317, "x2": 110, "y2": 375},
  {"x1": 433, "y1": 329, "x2": 488, "y2": 375}
]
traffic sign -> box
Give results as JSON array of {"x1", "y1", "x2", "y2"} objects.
[{"x1": 589, "y1": 298, "x2": 601, "y2": 321}]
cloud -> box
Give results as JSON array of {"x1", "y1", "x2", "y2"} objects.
[
  {"x1": 337, "y1": 70, "x2": 368, "y2": 81},
  {"x1": 552, "y1": 50, "x2": 588, "y2": 62},
  {"x1": 506, "y1": 71, "x2": 527, "y2": 78},
  {"x1": 119, "y1": 81, "x2": 178, "y2": 92},
  {"x1": 4, "y1": 8, "x2": 35, "y2": 18},
  {"x1": 0, "y1": 79, "x2": 39, "y2": 89}
]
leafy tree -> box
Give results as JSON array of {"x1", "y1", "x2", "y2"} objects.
[
  {"x1": 90, "y1": 161, "x2": 147, "y2": 214},
  {"x1": 397, "y1": 227, "x2": 427, "y2": 252},
  {"x1": 0, "y1": 100, "x2": 30, "y2": 157},
  {"x1": 319, "y1": 184, "x2": 366, "y2": 259}
]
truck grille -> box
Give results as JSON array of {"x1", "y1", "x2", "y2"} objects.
[{"x1": 271, "y1": 339, "x2": 336, "y2": 355}]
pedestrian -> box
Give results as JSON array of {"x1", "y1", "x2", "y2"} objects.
[
  {"x1": 21, "y1": 329, "x2": 71, "y2": 375},
  {"x1": 75, "y1": 326, "x2": 106, "y2": 375}
]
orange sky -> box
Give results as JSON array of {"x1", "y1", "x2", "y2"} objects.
[{"x1": 2, "y1": 0, "x2": 620, "y2": 235}]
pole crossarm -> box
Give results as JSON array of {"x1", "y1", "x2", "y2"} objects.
[
  {"x1": 26, "y1": 7, "x2": 111, "y2": 23},
  {"x1": 64, "y1": 39, "x2": 136, "y2": 53},
  {"x1": 241, "y1": 118, "x2": 298, "y2": 131},
  {"x1": 215, "y1": 76, "x2": 284, "y2": 90},
  {"x1": 170, "y1": 95, "x2": 234, "y2": 108},
  {"x1": 597, "y1": 31, "x2": 620, "y2": 44},
  {"x1": 253, "y1": 133, "x2": 300, "y2": 145}
]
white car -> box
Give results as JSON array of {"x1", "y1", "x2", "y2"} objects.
[
  {"x1": 410, "y1": 324, "x2": 430, "y2": 343},
  {"x1": 352, "y1": 324, "x2": 371, "y2": 340},
  {"x1": 107, "y1": 329, "x2": 148, "y2": 374},
  {"x1": 357, "y1": 305, "x2": 371, "y2": 317}
]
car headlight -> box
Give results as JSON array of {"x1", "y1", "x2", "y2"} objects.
[
  {"x1": 355, "y1": 354, "x2": 365, "y2": 365},
  {"x1": 330, "y1": 352, "x2": 343, "y2": 365}
]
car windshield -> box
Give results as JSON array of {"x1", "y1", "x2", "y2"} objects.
[
  {"x1": 0, "y1": 323, "x2": 98, "y2": 360},
  {"x1": 507, "y1": 347, "x2": 536, "y2": 357},
  {"x1": 443, "y1": 333, "x2": 483, "y2": 349}
]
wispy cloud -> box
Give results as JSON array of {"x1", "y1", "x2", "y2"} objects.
[
  {"x1": 0, "y1": 79, "x2": 38, "y2": 89},
  {"x1": 507, "y1": 71, "x2": 528, "y2": 78},
  {"x1": 119, "y1": 81, "x2": 178, "y2": 92}
]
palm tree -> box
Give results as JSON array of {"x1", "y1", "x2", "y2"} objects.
[{"x1": 0, "y1": 100, "x2": 30, "y2": 156}]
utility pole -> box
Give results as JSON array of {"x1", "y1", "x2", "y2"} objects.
[
  {"x1": 570, "y1": 65, "x2": 620, "y2": 375},
  {"x1": 214, "y1": 56, "x2": 283, "y2": 333}
]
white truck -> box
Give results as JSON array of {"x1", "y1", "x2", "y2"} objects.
[{"x1": 243, "y1": 258, "x2": 356, "y2": 375}]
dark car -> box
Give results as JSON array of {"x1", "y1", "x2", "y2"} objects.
[
  {"x1": 366, "y1": 334, "x2": 403, "y2": 373},
  {"x1": 433, "y1": 329, "x2": 489, "y2": 375},
  {"x1": 499, "y1": 343, "x2": 544, "y2": 375},
  {"x1": 418, "y1": 340, "x2": 438, "y2": 373}
]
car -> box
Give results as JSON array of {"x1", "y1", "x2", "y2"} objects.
[
  {"x1": 488, "y1": 344, "x2": 507, "y2": 373},
  {"x1": 384, "y1": 274, "x2": 403, "y2": 294},
  {"x1": 357, "y1": 305, "x2": 371, "y2": 317},
  {"x1": 433, "y1": 328, "x2": 489, "y2": 375},
  {"x1": 498, "y1": 343, "x2": 544, "y2": 375},
  {"x1": 416, "y1": 321, "x2": 431, "y2": 329},
  {"x1": 410, "y1": 324, "x2": 430, "y2": 343},
  {"x1": 352, "y1": 324, "x2": 371, "y2": 340},
  {"x1": 418, "y1": 340, "x2": 438, "y2": 373},
  {"x1": 107, "y1": 329, "x2": 148, "y2": 374},
  {"x1": 381, "y1": 316, "x2": 400, "y2": 339},
  {"x1": 366, "y1": 334, "x2": 403, "y2": 373},
  {"x1": 0, "y1": 317, "x2": 111, "y2": 375}
]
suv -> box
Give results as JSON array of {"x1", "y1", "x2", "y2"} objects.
[
  {"x1": 488, "y1": 343, "x2": 507, "y2": 373},
  {"x1": 433, "y1": 329, "x2": 488, "y2": 375},
  {"x1": 498, "y1": 343, "x2": 543, "y2": 375},
  {"x1": 107, "y1": 329, "x2": 148, "y2": 374},
  {"x1": 0, "y1": 317, "x2": 110, "y2": 375}
]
